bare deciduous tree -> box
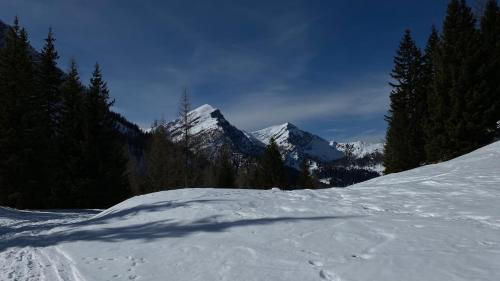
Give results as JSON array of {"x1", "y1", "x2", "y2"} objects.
[{"x1": 178, "y1": 88, "x2": 194, "y2": 187}]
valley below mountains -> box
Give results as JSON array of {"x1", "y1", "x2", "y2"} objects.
[{"x1": 164, "y1": 104, "x2": 385, "y2": 187}]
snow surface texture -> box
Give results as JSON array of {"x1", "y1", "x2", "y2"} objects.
[
  {"x1": 2, "y1": 141, "x2": 500, "y2": 280},
  {"x1": 251, "y1": 123, "x2": 344, "y2": 168}
]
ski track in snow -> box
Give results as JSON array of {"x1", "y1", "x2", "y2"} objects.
[
  {"x1": 1, "y1": 141, "x2": 500, "y2": 280},
  {"x1": 0, "y1": 245, "x2": 86, "y2": 281}
]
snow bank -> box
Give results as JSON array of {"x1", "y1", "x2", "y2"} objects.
[{"x1": 1, "y1": 141, "x2": 500, "y2": 281}]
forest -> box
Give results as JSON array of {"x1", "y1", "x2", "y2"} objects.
[{"x1": 384, "y1": 0, "x2": 500, "y2": 173}]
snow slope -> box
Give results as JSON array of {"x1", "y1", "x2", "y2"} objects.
[
  {"x1": 330, "y1": 141, "x2": 385, "y2": 175},
  {"x1": 165, "y1": 104, "x2": 263, "y2": 159},
  {"x1": 1, "y1": 141, "x2": 500, "y2": 281},
  {"x1": 251, "y1": 123, "x2": 344, "y2": 168}
]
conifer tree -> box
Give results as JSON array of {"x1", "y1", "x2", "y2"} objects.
[
  {"x1": 384, "y1": 30, "x2": 424, "y2": 174},
  {"x1": 0, "y1": 18, "x2": 43, "y2": 208},
  {"x1": 477, "y1": 0, "x2": 500, "y2": 139},
  {"x1": 434, "y1": 0, "x2": 481, "y2": 159},
  {"x1": 145, "y1": 121, "x2": 176, "y2": 192},
  {"x1": 81, "y1": 63, "x2": 129, "y2": 208},
  {"x1": 37, "y1": 28, "x2": 63, "y2": 136},
  {"x1": 257, "y1": 138, "x2": 285, "y2": 188},
  {"x1": 57, "y1": 60, "x2": 86, "y2": 207},
  {"x1": 424, "y1": 27, "x2": 444, "y2": 163},
  {"x1": 297, "y1": 159, "x2": 314, "y2": 189},
  {"x1": 36, "y1": 28, "x2": 64, "y2": 206},
  {"x1": 215, "y1": 145, "x2": 236, "y2": 188}
]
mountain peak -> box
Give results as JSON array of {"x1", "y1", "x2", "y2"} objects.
[
  {"x1": 190, "y1": 104, "x2": 218, "y2": 116},
  {"x1": 166, "y1": 104, "x2": 263, "y2": 159},
  {"x1": 279, "y1": 122, "x2": 297, "y2": 130},
  {"x1": 251, "y1": 123, "x2": 343, "y2": 167}
]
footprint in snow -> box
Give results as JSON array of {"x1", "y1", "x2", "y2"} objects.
[
  {"x1": 308, "y1": 260, "x2": 323, "y2": 267},
  {"x1": 319, "y1": 269, "x2": 340, "y2": 281}
]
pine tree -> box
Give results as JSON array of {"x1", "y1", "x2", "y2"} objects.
[
  {"x1": 384, "y1": 30, "x2": 424, "y2": 174},
  {"x1": 434, "y1": 0, "x2": 481, "y2": 159},
  {"x1": 81, "y1": 63, "x2": 130, "y2": 208},
  {"x1": 36, "y1": 28, "x2": 64, "y2": 206},
  {"x1": 477, "y1": 0, "x2": 500, "y2": 140},
  {"x1": 424, "y1": 27, "x2": 444, "y2": 163},
  {"x1": 257, "y1": 138, "x2": 286, "y2": 188},
  {"x1": 57, "y1": 60, "x2": 86, "y2": 207},
  {"x1": 37, "y1": 28, "x2": 63, "y2": 136},
  {"x1": 297, "y1": 159, "x2": 314, "y2": 189}
]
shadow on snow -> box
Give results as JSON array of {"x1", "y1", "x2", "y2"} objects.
[{"x1": 0, "y1": 199, "x2": 362, "y2": 252}]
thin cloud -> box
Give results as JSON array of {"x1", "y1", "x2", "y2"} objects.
[{"x1": 223, "y1": 81, "x2": 390, "y2": 131}]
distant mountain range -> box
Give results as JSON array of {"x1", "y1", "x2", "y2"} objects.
[
  {"x1": 164, "y1": 104, "x2": 385, "y2": 184},
  {"x1": 0, "y1": 20, "x2": 384, "y2": 187},
  {"x1": 333, "y1": 141, "x2": 384, "y2": 158}
]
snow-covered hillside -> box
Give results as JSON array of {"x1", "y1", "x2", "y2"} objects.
[
  {"x1": 251, "y1": 123, "x2": 344, "y2": 168},
  {"x1": 328, "y1": 141, "x2": 385, "y2": 175},
  {"x1": 164, "y1": 105, "x2": 344, "y2": 169},
  {"x1": 2, "y1": 141, "x2": 500, "y2": 280},
  {"x1": 165, "y1": 104, "x2": 263, "y2": 159},
  {"x1": 333, "y1": 141, "x2": 384, "y2": 158}
]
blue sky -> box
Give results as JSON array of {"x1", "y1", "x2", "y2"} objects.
[{"x1": 0, "y1": 0, "x2": 449, "y2": 142}]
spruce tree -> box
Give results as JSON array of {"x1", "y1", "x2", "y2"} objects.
[
  {"x1": 82, "y1": 63, "x2": 130, "y2": 208},
  {"x1": 36, "y1": 28, "x2": 64, "y2": 206},
  {"x1": 434, "y1": 0, "x2": 481, "y2": 159},
  {"x1": 257, "y1": 138, "x2": 286, "y2": 188},
  {"x1": 477, "y1": 0, "x2": 500, "y2": 140},
  {"x1": 57, "y1": 60, "x2": 86, "y2": 207},
  {"x1": 37, "y1": 28, "x2": 63, "y2": 136},
  {"x1": 424, "y1": 27, "x2": 444, "y2": 163},
  {"x1": 384, "y1": 30, "x2": 424, "y2": 174}
]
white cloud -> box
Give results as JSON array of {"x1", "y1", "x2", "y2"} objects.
[{"x1": 222, "y1": 81, "x2": 390, "y2": 131}]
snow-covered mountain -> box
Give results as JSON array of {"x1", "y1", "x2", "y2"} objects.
[
  {"x1": 332, "y1": 141, "x2": 384, "y2": 158},
  {"x1": 161, "y1": 104, "x2": 381, "y2": 185},
  {"x1": 324, "y1": 141, "x2": 385, "y2": 176},
  {"x1": 2, "y1": 141, "x2": 499, "y2": 281},
  {"x1": 164, "y1": 104, "x2": 344, "y2": 169},
  {"x1": 251, "y1": 123, "x2": 344, "y2": 168},
  {"x1": 165, "y1": 104, "x2": 263, "y2": 159}
]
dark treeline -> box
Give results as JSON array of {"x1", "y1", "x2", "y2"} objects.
[
  {"x1": 131, "y1": 122, "x2": 316, "y2": 196},
  {"x1": 0, "y1": 18, "x2": 315, "y2": 209},
  {"x1": 0, "y1": 18, "x2": 129, "y2": 209},
  {"x1": 384, "y1": 0, "x2": 500, "y2": 174}
]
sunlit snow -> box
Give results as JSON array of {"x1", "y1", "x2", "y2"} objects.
[{"x1": 1, "y1": 141, "x2": 500, "y2": 280}]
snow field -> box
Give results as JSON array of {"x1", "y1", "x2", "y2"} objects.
[{"x1": 1, "y1": 141, "x2": 500, "y2": 280}]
